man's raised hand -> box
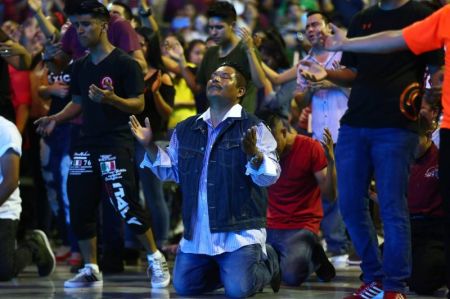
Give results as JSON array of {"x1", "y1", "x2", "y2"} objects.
[
  {"x1": 241, "y1": 126, "x2": 259, "y2": 156},
  {"x1": 321, "y1": 23, "x2": 348, "y2": 51},
  {"x1": 34, "y1": 116, "x2": 56, "y2": 137},
  {"x1": 129, "y1": 115, "x2": 153, "y2": 148}
]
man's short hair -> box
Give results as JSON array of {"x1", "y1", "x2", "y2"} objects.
[
  {"x1": 259, "y1": 111, "x2": 291, "y2": 131},
  {"x1": 70, "y1": 0, "x2": 110, "y2": 22},
  {"x1": 111, "y1": 1, "x2": 132, "y2": 21},
  {"x1": 207, "y1": 1, "x2": 237, "y2": 24},
  {"x1": 219, "y1": 61, "x2": 248, "y2": 89},
  {"x1": 306, "y1": 10, "x2": 331, "y2": 24}
]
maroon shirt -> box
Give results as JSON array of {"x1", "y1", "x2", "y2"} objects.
[
  {"x1": 61, "y1": 15, "x2": 140, "y2": 59},
  {"x1": 408, "y1": 143, "x2": 444, "y2": 217}
]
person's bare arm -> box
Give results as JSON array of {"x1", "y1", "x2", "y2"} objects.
[
  {"x1": 325, "y1": 23, "x2": 407, "y2": 54},
  {"x1": 34, "y1": 99, "x2": 82, "y2": 136},
  {"x1": 152, "y1": 72, "x2": 174, "y2": 120},
  {"x1": 164, "y1": 38, "x2": 203, "y2": 94},
  {"x1": 0, "y1": 149, "x2": 20, "y2": 207},
  {"x1": 131, "y1": 49, "x2": 148, "y2": 74},
  {"x1": 28, "y1": 0, "x2": 59, "y2": 40},
  {"x1": 89, "y1": 83, "x2": 145, "y2": 114},
  {"x1": 299, "y1": 60, "x2": 357, "y2": 87},
  {"x1": 0, "y1": 41, "x2": 32, "y2": 70},
  {"x1": 15, "y1": 104, "x2": 30, "y2": 134},
  {"x1": 314, "y1": 128, "x2": 337, "y2": 201},
  {"x1": 238, "y1": 27, "x2": 265, "y2": 88},
  {"x1": 263, "y1": 63, "x2": 297, "y2": 85},
  {"x1": 138, "y1": 1, "x2": 159, "y2": 32}
]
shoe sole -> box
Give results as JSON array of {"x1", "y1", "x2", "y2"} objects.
[
  {"x1": 64, "y1": 281, "x2": 103, "y2": 288},
  {"x1": 151, "y1": 274, "x2": 171, "y2": 288},
  {"x1": 33, "y1": 229, "x2": 56, "y2": 276}
]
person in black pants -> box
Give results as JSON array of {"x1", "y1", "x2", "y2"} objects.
[{"x1": 35, "y1": 0, "x2": 170, "y2": 289}]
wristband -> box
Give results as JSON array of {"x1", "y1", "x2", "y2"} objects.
[{"x1": 139, "y1": 7, "x2": 152, "y2": 17}]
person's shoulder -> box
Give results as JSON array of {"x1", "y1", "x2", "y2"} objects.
[
  {"x1": 111, "y1": 48, "x2": 137, "y2": 64},
  {"x1": 175, "y1": 114, "x2": 201, "y2": 131},
  {"x1": 73, "y1": 53, "x2": 90, "y2": 67},
  {"x1": 205, "y1": 45, "x2": 220, "y2": 56},
  {"x1": 295, "y1": 134, "x2": 322, "y2": 150},
  {"x1": 109, "y1": 14, "x2": 131, "y2": 28},
  {"x1": 406, "y1": 0, "x2": 439, "y2": 18},
  {"x1": 355, "y1": 4, "x2": 378, "y2": 17},
  {"x1": 0, "y1": 117, "x2": 21, "y2": 153}
]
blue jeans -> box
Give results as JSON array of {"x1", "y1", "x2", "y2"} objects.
[
  {"x1": 321, "y1": 198, "x2": 349, "y2": 255},
  {"x1": 173, "y1": 244, "x2": 278, "y2": 298},
  {"x1": 267, "y1": 228, "x2": 319, "y2": 286},
  {"x1": 40, "y1": 124, "x2": 80, "y2": 252},
  {"x1": 133, "y1": 142, "x2": 170, "y2": 247},
  {"x1": 335, "y1": 125, "x2": 417, "y2": 292}
]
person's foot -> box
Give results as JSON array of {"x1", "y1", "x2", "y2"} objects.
[
  {"x1": 315, "y1": 245, "x2": 336, "y2": 282},
  {"x1": 265, "y1": 244, "x2": 281, "y2": 293},
  {"x1": 383, "y1": 291, "x2": 407, "y2": 299},
  {"x1": 147, "y1": 251, "x2": 171, "y2": 288},
  {"x1": 328, "y1": 252, "x2": 349, "y2": 269},
  {"x1": 344, "y1": 282, "x2": 383, "y2": 299},
  {"x1": 26, "y1": 230, "x2": 56, "y2": 277},
  {"x1": 64, "y1": 265, "x2": 103, "y2": 288}
]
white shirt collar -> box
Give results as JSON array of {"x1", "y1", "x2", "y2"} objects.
[{"x1": 197, "y1": 104, "x2": 243, "y2": 125}]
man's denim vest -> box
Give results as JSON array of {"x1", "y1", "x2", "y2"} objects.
[{"x1": 175, "y1": 110, "x2": 268, "y2": 240}]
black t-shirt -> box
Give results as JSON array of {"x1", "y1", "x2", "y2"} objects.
[
  {"x1": 70, "y1": 48, "x2": 144, "y2": 149},
  {"x1": 137, "y1": 71, "x2": 175, "y2": 140},
  {"x1": 0, "y1": 58, "x2": 15, "y2": 123},
  {"x1": 48, "y1": 63, "x2": 73, "y2": 115},
  {"x1": 340, "y1": 1, "x2": 444, "y2": 130}
]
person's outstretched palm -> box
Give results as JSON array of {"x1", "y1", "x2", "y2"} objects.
[
  {"x1": 322, "y1": 23, "x2": 348, "y2": 51},
  {"x1": 299, "y1": 60, "x2": 327, "y2": 82},
  {"x1": 129, "y1": 115, "x2": 153, "y2": 148}
]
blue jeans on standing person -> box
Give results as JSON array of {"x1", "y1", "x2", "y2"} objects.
[
  {"x1": 173, "y1": 244, "x2": 278, "y2": 298},
  {"x1": 335, "y1": 125, "x2": 417, "y2": 293},
  {"x1": 124, "y1": 142, "x2": 170, "y2": 253},
  {"x1": 321, "y1": 198, "x2": 349, "y2": 256},
  {"x1": 41, "y1": 124, "x2": 80, "y2": 253},
  {"x1": 135, "y1": 142, "x2": 169, "y2": 247}
]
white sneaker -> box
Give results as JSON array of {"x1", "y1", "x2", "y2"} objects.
[
  {"x1": 329, "y1": 254, "x2": 349, "y2": 269},
  {"x1": 147, "y1": 253, "x2": 170, "y2": 288},
  {"x1": 64, "y1": 266, "x2": 103, "y2": 288}
]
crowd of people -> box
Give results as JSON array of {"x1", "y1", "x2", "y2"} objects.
[{"x1": 0, "y1": 0, "x2": 449, "y2": 298}]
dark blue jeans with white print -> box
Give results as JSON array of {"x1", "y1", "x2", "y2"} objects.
[{"x1": 67, "y1": 147, "x2": 151, "y2": 240}]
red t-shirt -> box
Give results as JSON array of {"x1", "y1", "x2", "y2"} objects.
[
  {"x1": 408, "y1": 143, "x2": 444, "y2": 217},
  {"x1": 61, "y1": 15, "x2": 140, "y2": 59},
  {"x1": 403, "y1": 5, "x2": 450, "y2": 129},
  {"x1": 8, "y1": 65, "x2": 31, "y2": 110},
  {"x1": 267, "y1": 135, "x2": 327, "y2": 234}
]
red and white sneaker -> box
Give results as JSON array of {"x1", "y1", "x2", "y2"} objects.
[
  {"x1": 344, "y1": 282, "x2": 384, "y2": 299},
  {"x1": 383, "y1": 292, "x2": 407, "y2": 299}
]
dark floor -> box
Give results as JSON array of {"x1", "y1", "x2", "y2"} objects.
[{"x1": 0, "y1": 264, "x2": 446, "y2": 299}]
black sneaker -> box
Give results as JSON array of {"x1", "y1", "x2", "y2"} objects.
[
  {"x1": 26, "y1": 230, "x2": 56, "y2": 277},
  {"x1": 314, "y1": 244, "x2": 336, "y2": 282}
]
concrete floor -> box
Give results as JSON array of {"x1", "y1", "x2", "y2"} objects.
[{"x1": 0, "y1": 264, "x2": 446, "y2": 299}]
